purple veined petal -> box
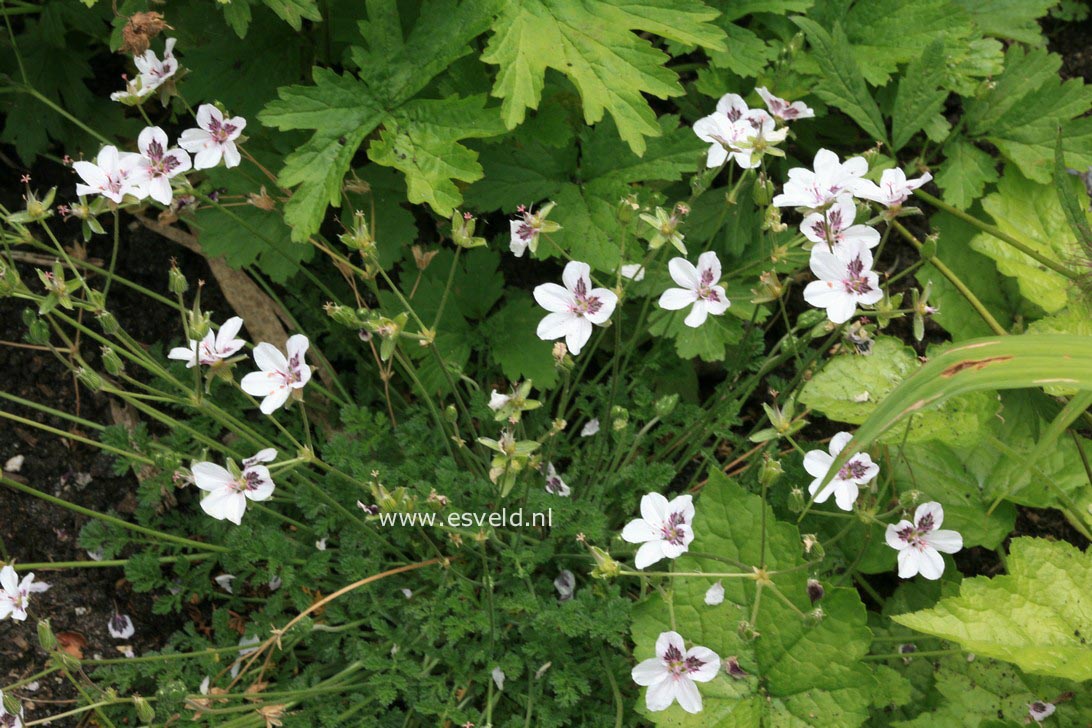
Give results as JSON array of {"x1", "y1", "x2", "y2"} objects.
[
  {"x1": 138, "y1": 126, "x2": 169, "y2": 158},
  {"x1": 685, "y1": 646, "x2": 721, "y2": 682},
  {"x1": 253, "y1": 342, "x2": 288, "y2": 374},
  {"x1": 667, "y1": 257, "x2": 699, "y2": 289},
  {"x1": 196, "y1": 104, "x2": 221, "y2": 132},
  {"x1": 915, "y1": 501, "x2": 944, "y2": 530},
  {"x1": 533, "y1": 282, "x2": 573, "y2": 313},
  {"x1": 715, "y1": 93, "x2": 749, "y2": 120},
  {"x1": 692, "y1": 115, "x2": 728, "y2": 144},
  {"x1": 285, "y1": 334, "x2": 310, "y2": 363},
  {"x1": 885, "y1": 521, "x2": 912, "y2": 550},
  {"x1": 564, "y1": 315, "x2": 593, "y2": 355},
  {"x1": 655, "y1": 630, "x2": 685, "y2": 658},
  {"x1": 244, "y1": 472, "x2": 275, "y2": 501},
  {"x1": 163, "y1": 149, "x2": 192, "y2": 177},
  {"x1": 585, "y1": 287, "x2": 617, "y2": 324},
  {"x1": 243, "y1": 448, "x2": 277, "y2": 467},
  {"x1": 192, "y1": 462, "x2": 235, "y2": 491},
  {"x1": 561, "y1": 260, "x2": 591, "y2": 295},
  {"x1": 659, "y1": 538, "x2": 688, "y2": 559},
  {"x1": 705, "y1": 290, "x2": 731, "y2": 316},
  {"x1": 225, "y1": 116, "x2": 247, "y2": 137},
  {"x1": 696, "y1": 251, "x2": 722, "y2": 282},
  {"x1": 668, "y1": 494, "x2": 694, "y2": 524}
]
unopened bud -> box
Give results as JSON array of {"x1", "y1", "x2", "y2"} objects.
[
  {"x1": 96, "y1": 310, "x2": 120, "y2": 336},
  {"x1": 444, "y1": 404, "x2": 458, "y2": 423},
  {"x1": 37, "y1": 619, "x2": 57, "y2": 651},
  {"x1": 806, "y1": 579, "x2": 824, "y2": 604},
  {"x1": 752, "y1": 175, "x2": 775, "y2": 206},
  {"x1": 758, "y1": 456, "x2": 783, "y2": 488},
  {"x1": 168, "y1": 264, "x2": 188, "y2": 294},
  {"x1": 802, "y1": 534, "x2": 825, "y2": 560},
  {"x1": 804, "y1": 607, "x2": 825, "y2": 625},
  {"x1": 653, "y1": 393, "x2": 679, "y2": 419},
  {"x1": 133, "y1": 695, "x2": 155, "y2": 722},
  {"x1": 589, "y1": 546, "x2": 620, "y2": 580},
  {"x1": 325, "y1": 302, "x2": 363, "y2": 328},
  {"x1": 899, "y1": 489, "x2": 923, "y2": 509},
  {"x1": 1, "y1": 691, "x2": 20, "y2": 717},
  {"x1": 77, "y1": 367, "x2": 103, "y2": 392},
  {"x1": 26, "y1": 318, "x2": 50, "y2": 346},
  {"x1": 737, "y1": 620, "x2": 760, "y2": 642},
  {"x1": 101, "y1": 346, "x2": 124, "y2": 376},
  {"x1": 787, "y1": 487, "x2": 806, "y2": 513}
]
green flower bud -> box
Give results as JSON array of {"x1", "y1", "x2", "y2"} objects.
[
  {"x1": 589, "y1": 546, "x2": 620, "y2": 580},
  {"x1": 653, "y1": 393, "x2": 679, "y2": 419},
  {"x1": 37, "y1": 618, "x2": 57, "y2": 651},
  {"x1": 758, "y1": 456, "x2": 784, "y2": 488},
  {"x1": 168, "y1": 264, "x2": 188, "y2": 295},
  {"x1": 787, "y1": 487, "x2": 806, "y2": 513},
  {"x1": 324, "y1": 302, "x2": 363, "y2": 328},
  {"x1": 76, "y1": 367, "x2": 103, "y2": 392},
  {"x1": 101, "y1": 346, "x2": 124, "y2": 376},
  {"x1": 752, "y1": 175, "x2": 775, "y2": 206},
  {"x1": 1, "y1": 690, "x2": 20, "y2": 717},
  {"x1": 97, "y1": 311, "x2": 120, "y2": 336},
  {"x1": 26, "y1": 318, "x2": 50, "y2": 346},
  {"x1": 133, "y1": 695, "x2": 156, "y2": 722},
  {"x1": 444, "y1": 404, "x2": 458, "y2": 423}
]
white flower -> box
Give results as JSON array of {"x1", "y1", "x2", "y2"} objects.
[
  {"x1": 192, "y1": 449, "x2": 277, "y2": 525},
  {"x1": 658, "y1": 252, "x2": 731, "y2": 328},
  {"x1": 73, "y1": 145, "x2": 146, "y2": 204},
  {"x1": 694, "y1": 91, "x2": 787, "y2": 169},
  {"x1": 632, "y1": 631, "x2": 720, "y2": 714},
  {"x1": 772, "y1": 149, "x2": 869, "y2": 210},
  {"x1": 179, "y1": 104, "x2": 246, "y2": 170},
  {"x1": 230, "y1": 635, "x2": 261, "y2": 678},
  {"x1": 133, "y1": 37, "x2": 178, "y2": 89},
  {"x1": 108, "y1": 613, "x2": 135, "y2": 639},
  {"x1": 803, "y1": 240, "x2": 883, "y2": 324},
  {"x1": 315, "y1": 538, "x2": 327, "y2": 551},
  {"x1": 885, "y1": 502, "x2": 963, "y2": 580},
  {"x1": 544, "y1": 463, "x2": 571, "y2": 497},
  {"x1": 620, "y1": 263, "x2": 646, "y2": 281},
  {"x1": 109, "y1": 77, "x2": 155, "y2": 104},
  {"x1": 133, "y1": 126, "x2": 191, "y2": 205},
  {"x1": 214, "y1": 574, "x2": 236, "y2": 593},
  {"x1": 1029, "y1": 701, "x2": 1056, "y2": 723},
  {"x1": 704, "y1": 581, "x2": 724, "y2": 606},
  {"x1": 800, "y1": 195, "x2": 879, "y2": 250},
  {"x1": 0, "y1": 689, "x2": 23, "y2": 728},
  {"x1": 168, "y1": 316, "x2": 245, "y2": 368},
  {"x1": 488, "y1": 390, "x2": 511, "y2": 411},
  {"x1": 508, "y1": 202, "x2": 559, "y2": 257},
  {"x1": 0, "y1": 565, "x2": 47, "y2": 622},
  {"x1": 554, "y1": 570, "x2": 575, "y2": 601},
  {"x1": 533, "y1": 261, "x2": 617, "y2": 355},
  {"x1": 755, "y1": 87, "x2": 815, "y2": 122},
  {"x1": 802, "y1": 432, "x2": 878, "y2": 511},
  {"x1": 726, "y1": 110, "x2": 789, "y2": 169},
  {"x1": 693, "y1": 109, "x2": 740, "y2": 168},
  {"x1": 855, "y1": 168, "x2": 933, "y2": 208},
  {"x1": 240, "y1": 335, "x2": 311, "y2": 414},
  {"x1": 581, "y1": 418, "x2": 600, "y2": 437},
  {"x1": 714, "y1": 93, "x2": 750, "y2": 122},
  {"x1": 621, "y1": 493, "x2": 695, "y2": 569}
]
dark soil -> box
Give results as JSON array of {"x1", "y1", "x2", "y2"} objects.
[{"x1": 0, "y1": 162, "x2": 229, "y2": 720}]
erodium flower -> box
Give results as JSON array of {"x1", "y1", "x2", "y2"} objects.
[
  {"x1": 192, "y1": 449, "x2": 277, "y2": 525},
  {"x1": 0, "y1": 565, "x2": 48, "y2": 622},
  {"x1": 772, "y1": 148, "x2": 869, "y2": 211},
  {"x1": 802, "y1": 432, "x2": 878, "y2": 511},
  {"x1": 755, "y1": 87, "x2": 815, "y2": 122},
  {"x1": 803, "y1": 240, "x2": 883, "y2": 324},
  {"x1": 800, "y1": 195, "x2": 879, "y2": 250},
  {"x1": 168, "y1": 316, "x2": 245, "y2": 368},
  {"x1": 108, "y1": 613, "x2": 135, "y2": 639},
  {"x1": 854, "y1": 168, "x2": 933, "y2": 208},
  {"x1": 632, "y1": 631, "x2": 720, "y2": 714},
  {"x1": 179, "y1": 104, "x2": 246, "y2": 170},
  {"x1": 544, "y1": 462, "x2": 571, "y2": 497},
  {"x1": 885, "y1": 502, "x2": 963, "y2": 580},
  {"x1": 133, "y1": 126, "x2": 191, "y2": 205},
  {"x1": 509, "y1": 202, "x2": 559, "y2": 257},
  {"x1": 621, "y1": 493, "x2": 695, "y2": 569},
  {"x1": 133, "y1": 37, "x2": 178, "y2": 90},
  {"x1": 727, "y1": 110, "x2": 789, "y2": 168},
  {"x1": 73, "y1": 145, "x2": 146, "y2": 204},
  {"x1": 658, "y1": 251, "x2": 731, "y2": 328},
  {"x1": 240, "y1": 335, "x2": 311, "y2": 414},
  {"x1": 533, "y1": 261, "x2": 617, "y2": 356}
]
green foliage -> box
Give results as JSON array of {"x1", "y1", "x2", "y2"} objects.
[{"x1": 894, "y1": 538, "x2": 1092, "y2": 681}]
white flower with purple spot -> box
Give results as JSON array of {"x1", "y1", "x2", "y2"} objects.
[
  {"x1": 621, "y1": 493, "x2": 695, "y2": 569},
  {"x1": 133, "y1": 37, "x2": 178, "y2": 89},
  {"x1": 168, "y1": 316, "x2": 245, "y2": 369},
  {"x1": 803, "y1": 240, "x2": 883, "y2": 324},
  {"x1": 885, "y1": 502, "x2": 963, "y2": 580},
  {"x1": 755, "y1": 86, "x2": 815, "y2": 122},
  {"x1": 0, "y1": 565, "x2": 48, "y2": 622},
  {"x1": 544, "y1": 463, "x2": 570, "y2": 497},
  {"x1": 800, "y1": 195, "x2": 879, "y2": 250},
  {"x1": 855, "y1": 168, "x2": 933, "y2": 208},
  {"x1": 108, "y1": 613, "x2": 135, "y2": 639},
  {"x1": 240, "y1": 335, "x2": 311, "y2": 414},
  {"x1": 133, "y1": 126, "x2": 191, "y2": 205},
  {"x1": 803, "y1": 432, "x2": 878, "y2": 511},
  {"x1": 73, "y1": 145, "x2": 147, "y2": 204},
  {"x1": 1029, "y1": 701, "x2": 1056, "y2": 723},
  {"x1": 772, "y1": 149, "x2": 869, "y2": 211},
  {"x1": 533, "y1": 261, "x2": 617, "y2": 356},
  {"x1": 179, "y1": 104, "x2": 246, "y2": 170},
  {"x1": 508, "y1": 202, "x2": 559, "y2": 257},
  {"x1": 192, "y1": 449, "x2": 277, "y2": 525},
  {"x1": 632, "y1": 631, "x2": 720, "y2": 714},
  {"x1": 658, "y1": 252, "x2": 730, "y2": 328}
]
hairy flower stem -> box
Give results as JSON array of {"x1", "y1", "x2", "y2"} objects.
[{"x1": 11, "y1": 553, "x2": 215, "y2": 571}]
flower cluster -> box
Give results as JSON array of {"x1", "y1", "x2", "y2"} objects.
[
  {"x1": 693, "y1": 91, "x2": 802, "y2": 170},
  {"x1": 110, "y1": 37, "x2": 178, "y2": 103}
]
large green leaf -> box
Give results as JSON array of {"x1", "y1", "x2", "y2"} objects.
[
  {"x1": 894, "y1": 538, "x2": 1092, "y2": 681},
  {"x1": 798, "y1": 337, "x2": 997, "y2": 446},
  {"x1": 631, "y1": 473, "x2": 876, "y2": 726},
  {"x1": 480, "y1": 0, "x2": 724, "y2": 154},
  {"x1": 891, "y1": 40, "x2": 949, "y2": 151},
  {"x1": 969, "y1": 167, "x2": 1084, "y2": 313},
  {"x1": 933, "y1": 140, "x2": 999, "y2": 210}
]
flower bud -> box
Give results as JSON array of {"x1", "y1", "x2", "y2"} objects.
[
  {"x1": 807, "y1": 578, "x2": 824, "y2": 604},
  {"x1": 611, "y1": 406, "x2": 629, "y2": 431},
  {"x1": 133, "y1": 695, "x2": 155, "y2": 722},
  {"x1": 653, "y1": 393, "x2": 679, "y2": 419},
  {"x1": 787, "y1": 487, "x2": 806, "y2": 512},
  {"x1": 77, "y1": 367, "x2": 103, "y2": 392},
  {"x1": 752, "y1": 175, "x2": 775, "y2": 206},
  {"x1": 324, "y1": 302, "x2": 363, "y2": 328},
  {"x1": 96, "y1": 310, "x2": 120, "y2": 336},
  {"x1": 168, "y1": 264, "x2": 188, "y2": 294},
  {"x1": 899, "y1": 489, "x2": 923, "y2": 509},
  {"x1": 26, "y1": 318, "x2": 50, "y2": 346},
  {"x1": 804, "y1": 607, "x2": 825, "y2": 625},
  {"x1": 1, "y1": 691, "x2": 20, "y2": 717},
  {"x1": 444, "y1": 404, "x2": 458, "y2": 423},
  {"x1": 589, "y1": 546, "x2": 620, "y2": 580},
  {"x1": 802, "y1": 534, "x2": 825, "y2": 560},
  {"x1": 758, "y1": 456, "x2": 783, "y2": 488},
  {"x1": 37, "y1": 619, "x2": 57, "y2": 651},
  {"x1": 101, "y1": 346, "x2": 124, "y2": 376}
]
